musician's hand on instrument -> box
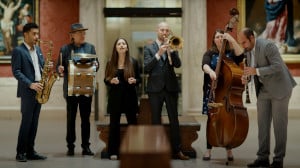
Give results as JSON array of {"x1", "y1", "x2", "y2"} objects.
[
  {"x1": 158, "y1": 44, "x2": 168, "y2": 56},
  {"x1": 30, "y1": 82, "x2": 43, "y2": 92},
  {"x1": 110, "y1": 77, "x2": 119, "y2": 84},
  {"x1": 222, "y1": 33, "x2": 234, "y2": 43},
  {"x1": 58, "y1": 65, "x2": 64, "y2": 74},
  {"x1": 128, "y1": 77, "x2": 136, "y2": 84},
  {"x1": 93, "y1": 60, "x2": 99, "y2": 68},
  {"x1": 241, "y1": 75, "x2": 248, "y2": 84},
  {"x1": 244, "y1": 66, "x2": 257, "y2": 76},
  {"x1": 47, "y1": 61, "x2": 54, "y2": 68},
  {"x1": 209, "y1": 70, "x2": 217, "y2": 81}
]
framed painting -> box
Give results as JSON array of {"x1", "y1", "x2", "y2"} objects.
[
  {"x1": 237, "y1": 0, "x2": 300, "y2": 63},
  {"x1": 0, "y1": 0, "x2": 38, "y2": 64}
]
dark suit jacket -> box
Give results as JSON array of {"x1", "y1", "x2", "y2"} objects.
[
  {"x1": 104, "y1": 57, "x2": 141, "y2": 114},
  {"x1": 144, "y1": 41, "x2": 181, "y2": 93},
  {"x1": 11, "y1": 43, "x2": 44, "y2": 98},
  {"x1": 248, "y1": 38, "x2": 297, "y2": 99}
]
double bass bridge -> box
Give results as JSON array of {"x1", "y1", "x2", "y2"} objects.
[{"x1": 208, "y1": 102, "x2": 223, "y2": 108}]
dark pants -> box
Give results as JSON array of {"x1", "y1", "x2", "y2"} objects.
[
  {"x1": 17, "y1": 94, "x2": 41, "y2": 154},
  {"x1": 148, "y1": 90, "x2": 181, "y2": 154},
  {"x1": 66, "y1": 95, "x2": 92, "y2": 149},
  {"x1": 107, "y1": 104, "x2": 137, "y2": 156}
]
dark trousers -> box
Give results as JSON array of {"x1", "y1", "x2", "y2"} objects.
[
  {"x1": 66, "y1": 95, "x2": 92, "y2": 149},
  {"x1": 108, "y1": 107, "x2": 137, "y2": 156},
  {"x1": 148, "y1": 90, "x2": 181, "y2": 154},
  {"x1": 17, "y1": 94, "x2": 41, "y2": 154}
]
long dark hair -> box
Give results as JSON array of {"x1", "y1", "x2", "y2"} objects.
[
  {"x1": 210, "y1": 29, "x2": 231, "y2": 53},
  {"x1": 105, "y1": 38, "x2": 134, "y2": 81}
]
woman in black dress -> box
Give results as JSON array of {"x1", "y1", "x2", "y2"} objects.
[{"x1": 104, "y1": 38, "x2": 141, "y2": 160}]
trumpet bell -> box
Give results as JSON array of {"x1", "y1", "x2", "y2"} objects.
[{"x1": 169, "y1": 36, "x2": 183, "y2": 49}]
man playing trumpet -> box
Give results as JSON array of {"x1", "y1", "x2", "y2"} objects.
[{"x1": 143, "y1": 22, "x2": 189, "y2": 160}]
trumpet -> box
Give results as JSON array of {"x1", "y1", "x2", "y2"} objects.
[
  {"x1": 162, "y1": 33, "x2": 183, "y2": 65},
  {"x1": 162, "y1": 29, "x2": 183, "y2": 50},
  {"x1": 169, "y1": 35, "x2": 183, "y2": 50}
]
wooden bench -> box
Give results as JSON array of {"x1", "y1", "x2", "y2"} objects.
[
  {"x1": 96, "y1": 97, "x2": 201, "y2": 158},
  {"x1": 96, "y1": 115, "x2": 200, "y2": 158},
  {"x1": 120, "y1": 125, "x2": 171, "y2": 168}
]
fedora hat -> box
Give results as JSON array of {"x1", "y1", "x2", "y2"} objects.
[{"x1": 69, "y1": 23, "x2": 88, "y2": 33}]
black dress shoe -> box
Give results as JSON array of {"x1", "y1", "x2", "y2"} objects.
[
  {"x1": 82, "y1": 147, "x2": 94, "y2": 156},
  {"x1": 247, "y1": 159, "x2": 270, "y2": 167},
  {"x1": 27, "y1": 152, "x2": 47, "y2": 160},
  {"x1": 16, "y1": 153, "x2": 27, "y2": 162},
  {"x1": 270, "y1": 161, "x2": 283, "y2": 168},
  {"x1": 67, "y1": 149, "x2": 74, "y2": 156},
  {"x1": 202, "y1": 153, "x2": 211, "y2": 161},
  {"x1": 176, "y1": 151, "x2": 189, "y2": 160},
  {"x1": 109, "y1": 155, "x2": 118, "y2": 160},
  {"x1": 202, "y1": 155, "x2": 211, "y2": 161},
  {"x1": 202, "y1": 150, "x2": 211, "y2": 161},
  {"x1": 228, "y1": 156, "x2": 234, "y2": 161}
]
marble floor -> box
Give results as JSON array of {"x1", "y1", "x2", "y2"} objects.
[{"x1": 0, "y1": 111, "x2": 299, "y2": 168}]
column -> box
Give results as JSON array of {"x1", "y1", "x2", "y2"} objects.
[
  {"x1": 182, "y1": 0, "x2": 207, "y2": 114},
  {"x1": 80, "y1": 0, "x2": 106, "y2": 120}
]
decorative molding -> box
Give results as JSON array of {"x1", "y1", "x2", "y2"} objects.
[{"x1": 103, "y1": 8, "x2": 182, "y2": 17}]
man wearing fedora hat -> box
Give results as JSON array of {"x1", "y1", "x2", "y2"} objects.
[
  {"x1": 69, "y1": 23, "x2": 88, "y2": 33},
  {"x1": 57, "y1": 23, "x2": 99, "y2": 156}
]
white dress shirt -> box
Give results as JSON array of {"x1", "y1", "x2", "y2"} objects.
[{"x1": 24, "y1": 42, "x2": 41, "y2": 81}]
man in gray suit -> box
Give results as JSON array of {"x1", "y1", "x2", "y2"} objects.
[
  {"x1": 11, "y1": 23, "x2": 48, "y2": 162},
  {"x1": 238, "y1": 28, "x2": 297, "y2": 168},
  {"x1": 144, "y1": 22, "x2": 189, "y2": 160}
]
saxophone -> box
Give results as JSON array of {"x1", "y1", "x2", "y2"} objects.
[{"x1": 36, "y1": 40, "x2": 59, "y2": 104}]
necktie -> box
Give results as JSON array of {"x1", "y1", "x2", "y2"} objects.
[
  {"x1": 250, "y1": 50, "x2": 255, "y2": 94},
  {"x1": 162, "y1": 52, "x2": 166, "y2": 61},
  {"x1": 250, "y1": 50, "x2": 255, "y2": 68},
  {"x1": 160, "y1": 43, "x2": 166, "y2": 61}
]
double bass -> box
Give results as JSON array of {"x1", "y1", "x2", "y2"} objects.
[{"x1": 207, "y1": 8, "x2": 249, "y2": 149}]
